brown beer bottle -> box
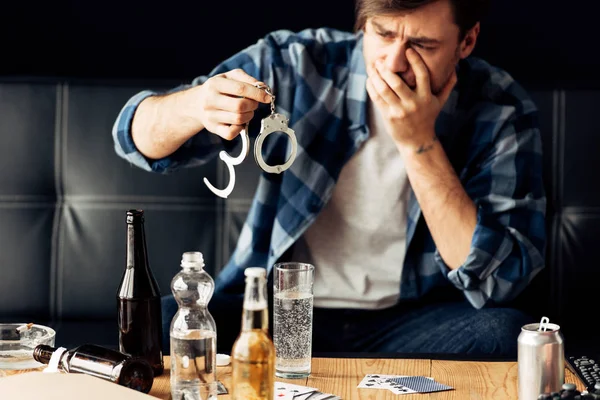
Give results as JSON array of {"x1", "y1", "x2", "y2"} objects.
[
  {"x1": 230, "y1": 267, "x2": 275, "y2": 400},
  {"x1": 33, "y1": 343, "x2": 154, "y2": 393},
  {"x1": 117, "y1": 209, "x2": 164, "y2": 376}
]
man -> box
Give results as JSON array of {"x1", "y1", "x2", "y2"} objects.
[{"x1": 113, "y1": 0, "x2": 546, "y2": 357}]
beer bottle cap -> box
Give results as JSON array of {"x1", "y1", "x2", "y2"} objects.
[
  {"x1": 181, "y1": 252, "x2": 205, "y2": 269},
  {"x1": 244, "y1": 267, "x2": 266, "y2": 278},
  {"x1": 126, "y1": 209, "x2": 144, "y2": 223}
]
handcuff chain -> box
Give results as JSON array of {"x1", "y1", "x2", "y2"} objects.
[
  {"x1": 254, "y1": 83, "x2": 276, "y2": 115},
  {"x1": 203, "y1": 82, "x2": 297, "y2": 198}
]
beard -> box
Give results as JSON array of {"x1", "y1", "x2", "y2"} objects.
[
  {"x1": 431, "y1": 69, "x2": 454, "y2": 95},
  {"x1": 432, "y1": 48, "x2": 461, "y2": 95}
]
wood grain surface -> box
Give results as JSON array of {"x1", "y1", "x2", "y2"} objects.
[{"x1": 2, "y1": 356, "x2": 584, "y2": 399}]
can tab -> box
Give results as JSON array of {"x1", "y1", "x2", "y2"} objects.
[{"x1": 538, "y1": 316, "x2": 550, "y2": 332}]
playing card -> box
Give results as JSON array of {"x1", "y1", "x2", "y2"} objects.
[
  {"x1": 274, "y1": 381, "x2": 318, "y2": 398},
  {"x1": 392, "y1": 376, "x2": 454, "y2": 393},
  {"x1": 216, "y1": 380, "x2": 228, "y2": 394},
  {"x1": 294, "y1": 393, "x2": 315, "y2": 400},
  {"x1": 386, "y1": 382, "x2": 414, "y2": 395},
  {"x1": 357, "y1": 374, "x2": 415, "y2": 394},
  {"x1": 303, "y1": 394, "x2": 340, "y2": 400},
  {"x1": 294, "y1": 393, "x2": 341, "y2": 400},
  {"x1": 274, "y1": 386, "x2": 294, "y2": 400},
  {"x1": 288, "y1": 388, "x2": 342, "y2": 400},
  {"x1": 357, "y1": 374, "x2": 400, "y2": 388}
]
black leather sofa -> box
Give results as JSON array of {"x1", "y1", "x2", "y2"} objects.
[
  {"x1": 1, "y1": 0, "x2": 599, "y2": 357},
  {"x1": 1, "y1": 77, "x2": 598, "y2": 356}
]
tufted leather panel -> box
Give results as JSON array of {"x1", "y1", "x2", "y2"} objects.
[
  {"x1": 0, "y1": 80, "x2": 222, "y2": 334},
  {"x1": 0, "y1": 79, "x2": 598, "y2": 353},
  {"x1": 0, "y1": 83, "x2": 57, "y2": 321}
]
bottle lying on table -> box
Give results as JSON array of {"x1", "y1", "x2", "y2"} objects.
[{"x1": 33, "y1": 343, "x2": 154, "y2": 393}]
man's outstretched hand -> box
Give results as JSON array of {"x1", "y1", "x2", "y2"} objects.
[{"x1": 196, "y1": 68, "x2": 272, "y2": 140}]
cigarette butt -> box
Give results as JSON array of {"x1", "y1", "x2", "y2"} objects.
[{"x1": 16, "y1": 323, "x2": 34, "y2": 334}]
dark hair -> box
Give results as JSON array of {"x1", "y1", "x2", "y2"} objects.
[{"x1": 354, "y1": 0, "x2": 491, "y2": 40}]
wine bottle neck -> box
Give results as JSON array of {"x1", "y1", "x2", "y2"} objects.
[
  {"x1": 126, "y1": 222, "x2": 150, "y2": 270},
  {"x1": 119, "y1": 217, "x2": 160, "y2": 299}
]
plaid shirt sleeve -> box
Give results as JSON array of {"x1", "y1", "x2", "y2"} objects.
[
  {"x1": 435, "y1": 81, "x2": 547, "y2": 308},
  {"x1": 111, "y1": 32, "x2": 293, "y2": 173}
]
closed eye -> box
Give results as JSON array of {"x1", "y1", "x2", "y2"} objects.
[
  {"x1": 411, "y1": 42, "x2": 436, "y2": 51},
  {"x1": 376, "y1": 30, "x2": 394, "y2": 39}
]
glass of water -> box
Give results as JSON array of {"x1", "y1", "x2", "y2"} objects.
[{"x1": 273, "y1": 262, "x2": 315, "y2": 379}]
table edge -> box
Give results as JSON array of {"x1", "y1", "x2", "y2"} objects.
[{"x1": 312, "y1": 352, "x2": 517, "y2": 362}]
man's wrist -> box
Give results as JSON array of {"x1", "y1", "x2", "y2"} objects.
[
  {"x1": 175, "y1": 85, "x2": 205, "y2": 133},
  {"x1": 396, "y1": 131, "x2": 439, "y2": 156}
]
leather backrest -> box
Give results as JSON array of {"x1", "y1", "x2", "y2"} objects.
[
  {"x1": 520, "y1": 90, "x2": 600, "y2": 343},
  {"x1": 1, "y1": 79, "x2": 598, "y2": 343}
]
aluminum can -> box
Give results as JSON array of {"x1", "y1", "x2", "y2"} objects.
[{"x1": 518, "y1": 320, "x2": 564, "y2": 400}]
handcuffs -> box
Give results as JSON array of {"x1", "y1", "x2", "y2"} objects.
[{"x1": 203, "y1": 83, "x2": 298, "y2": 199}]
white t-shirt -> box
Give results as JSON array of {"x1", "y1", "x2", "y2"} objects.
[{"x1": 291, "y1": 100, "x2": 411, "y2": 309}]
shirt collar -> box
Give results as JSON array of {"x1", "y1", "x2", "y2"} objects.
[{"x1": 345, "y1": 31, "x2": 369, "y2": 142}]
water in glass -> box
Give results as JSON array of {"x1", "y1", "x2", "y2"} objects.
[{"x1": 274, "y1": 291, "x2": 314, "y2": 377}]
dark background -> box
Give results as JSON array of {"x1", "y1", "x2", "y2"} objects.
[
  {"x1": 2, "y1": 0, "x2": 600, "y2": 89},
  {"x1": 0, "y1": 0, "x2": 599, "y2": 354}
]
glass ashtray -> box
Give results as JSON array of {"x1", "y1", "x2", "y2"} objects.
[{"x1": 0, "y1": 323, "x2": 56, "y2": 370}]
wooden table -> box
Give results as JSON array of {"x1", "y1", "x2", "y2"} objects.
[
  {"x1": 2, "y1": 356, "x2": 584, "y2": 399},
  {"x1": 146, "y1": 356, "x2": 584, "y2": 399}
]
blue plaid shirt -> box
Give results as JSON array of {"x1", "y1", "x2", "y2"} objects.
[{"x1": 113, "y1": 28, "x2": 546, "y2": 309}]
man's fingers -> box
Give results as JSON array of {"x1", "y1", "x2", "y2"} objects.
[
  {"x1": 437, "y1": 70, "x2": 458, "y2": 106},
  {"x1": 368, "y1": 65, "x2": 399, "y2": 106},
  {"x1": 223, "y1": 68, "x2": 260, "y2": 85},
  {"x1": 212, "y1": 75, "x2": 271, "y2": 103},
  {"x1": 376, "y1": 61, "x2": 412, "y2": 99},
  {"x1": 406, "y1": 49, "x2": 431, "y2": 97},
  {"x1": 210, "y1": 95, "x2": 260, "y2": 113},
  {"x1": 366, "y1": 78, "x2": 388, "y2": 112},
  {"x1": 208, "y1": 122, "x2": 246, "y2": 141},
  {"x1": 209, "y1": 110, "x2": 255, "y2": 126}
]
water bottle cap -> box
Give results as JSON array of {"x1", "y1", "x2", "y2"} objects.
[
  {"x1": 216, "y1": 353, "x2": 231, "y2": 366},
  {"x1": 244, "y1": 267, "x2": 266, "y2": 278},
  {"x1": 181, "y1": 252, "x2": 205, "y2": 269}
]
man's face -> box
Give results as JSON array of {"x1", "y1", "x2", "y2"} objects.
[{"x1": 362, "y1": 0, "x2": 476, "y2": 95}]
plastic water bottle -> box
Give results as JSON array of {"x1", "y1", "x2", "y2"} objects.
[{"x1": 170, "y1": 252, "x2": 218, "y2": 400}]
